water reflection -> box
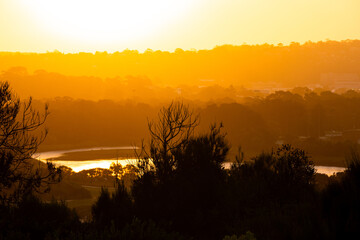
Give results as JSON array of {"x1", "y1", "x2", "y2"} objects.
[
  {"x1": 45, "y1": 159, "x2": 138, "y2": 172},
  {"x1": 37, "y1": 147, "x2": 346, "y2": 176}
]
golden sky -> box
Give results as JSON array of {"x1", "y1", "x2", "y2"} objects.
[{"x1": 1, "y1": 0, "x2": 360, "y2": 53}]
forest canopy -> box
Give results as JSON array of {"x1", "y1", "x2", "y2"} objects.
[{"x1": 0, "y1": 40, "x2": 359, "y2": 99}]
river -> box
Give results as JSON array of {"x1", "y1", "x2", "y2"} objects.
[{"x1": 36, "y1": 147, "x2": 346, "y2": 176}]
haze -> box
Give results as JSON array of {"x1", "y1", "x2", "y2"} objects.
[
  {"x1": 1, "y1": 1, "x2": 360, "y2": 239},
  {"x1": 1, "y1": 0, "x2": 359, "y2": 52}
]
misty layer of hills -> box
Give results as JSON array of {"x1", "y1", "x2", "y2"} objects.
[
  {"x1": 1, "y1": 40, "x2": 360, "y2": 100},
  {"x1": 29, "y1": 89, "x2": 360, "y2": 167},
  {"x1": 2, "y1": 40, "x2": 360, "y2": 166}
]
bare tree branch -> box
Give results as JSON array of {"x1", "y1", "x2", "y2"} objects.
[{"x1": 138, "y1": 101, "x2": 199, "y2": 181}]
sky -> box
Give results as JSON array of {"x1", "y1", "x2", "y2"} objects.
[{"x1": 1, "y1": 0, "x2": 360, "y2": 53}]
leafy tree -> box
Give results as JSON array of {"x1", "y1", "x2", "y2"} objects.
[
  {"x1": 175, "y1": 123, "x2": 229, "y2": 174},
  {"x1": 92, "y1": 182, "x2": 133, "y2": 229},
  {"x1": 225, "y1": 145, "x2": 320, "y2": 240},
  {"x1": 110, "y1": 162, "x2": 123, "y2": 179},
  {"x1": 0, "y1": 81, "x2": 61, "y2": 205},
  {"x1": 274, "y1": 144, "x2": 315, "y2": 186},
  {"x1": 322, "y1": 149, "x2": 360, "y2": 239},
  {"x1": 230, "y1": 144, "x2": 315, "y2": 189},
  {"x1": 170, "y1": 124, "x2": 229, "y2": 238}
]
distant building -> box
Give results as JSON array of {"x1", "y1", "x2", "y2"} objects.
[
  {"x1": 318, "y1": 129, "x2": 360, "y2": 144},
  {"x1": 298, "y1": 136, "x2": 310, "y2": 141},
  {"x1": 321, "y1": 73, "x2": 360, "y2": 89},
  {"x1": 251, "y1": 82, "x2": 291, "y2": 94},
  {"x1": 319, "y1": 130, "x2": 343, "y2": 142}
]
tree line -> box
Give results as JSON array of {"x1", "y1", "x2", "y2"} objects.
[
  {"x1": 28, "y1": 89, "x2": 360, "y2": 166},
  {"x1": 1, "y1": 40, "x2": 360, "y2": 88}
]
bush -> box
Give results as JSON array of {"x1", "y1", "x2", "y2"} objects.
[
  {"x1": 0, "y1": 195, "x2": 79, "y2": 240},
  {"x1": 92, "y1": 181, "x2": 133, "y2": 229}
]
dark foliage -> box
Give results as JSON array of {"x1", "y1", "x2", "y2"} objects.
[
  {"x1": 92, "y1": 181, "x2": 133, "y2": 229},
  {"x1": 133, "y1": 121, "x2": 229, "y2": 239},
  {"x1": 0, "y1": 81, "x2": 61, "y2": 205},
  {"x1": 3, "y1": 100, "x2": 360, "y2": 239},
  {"x1": 225, "y1": 147, "x2": 323, "y2": 240},
  {"x1": 322, "y1": 151, "x2": 360, "y2": 239},
  {"x1": 0, "y1": 195, "x2": 79, "y2": 240}
]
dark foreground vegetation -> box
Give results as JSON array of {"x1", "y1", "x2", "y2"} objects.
[{"x1": 1, "y1": 83, "x2": 360, "y2": 239}]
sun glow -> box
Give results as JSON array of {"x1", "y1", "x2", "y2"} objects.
[{"x1": 19, "y1": 0, "x2": 195, "y2": 44}]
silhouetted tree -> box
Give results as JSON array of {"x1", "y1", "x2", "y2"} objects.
[
  {"x1": 274, "y1": 144, "x2": 315, "y2": 187},
  {"x1": 134, "y1": 102, "x2": 229, "y2": 239},
  {"x1": 225, "y1": 145, "x2": 320, "y2": 240},
  {"x1": 170, "y1": 124, "x2": 229, "y2": 238},
  {"x1": 92, "y1": 182, "x2": 133, "y2": 229},
  {"x1": 0, "y1": 81, "x2": 61, "y2": 205},
  {"x1": 322, "y1": 149, "x2": 360, "y2": 239},
  {"x1": 137, "y1": 101, "x2": 199, "y2": 181}
]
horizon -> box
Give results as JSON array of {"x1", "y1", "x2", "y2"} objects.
[{"x1": 0, "y1": 39, "x2": 359, "y2": 54}]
